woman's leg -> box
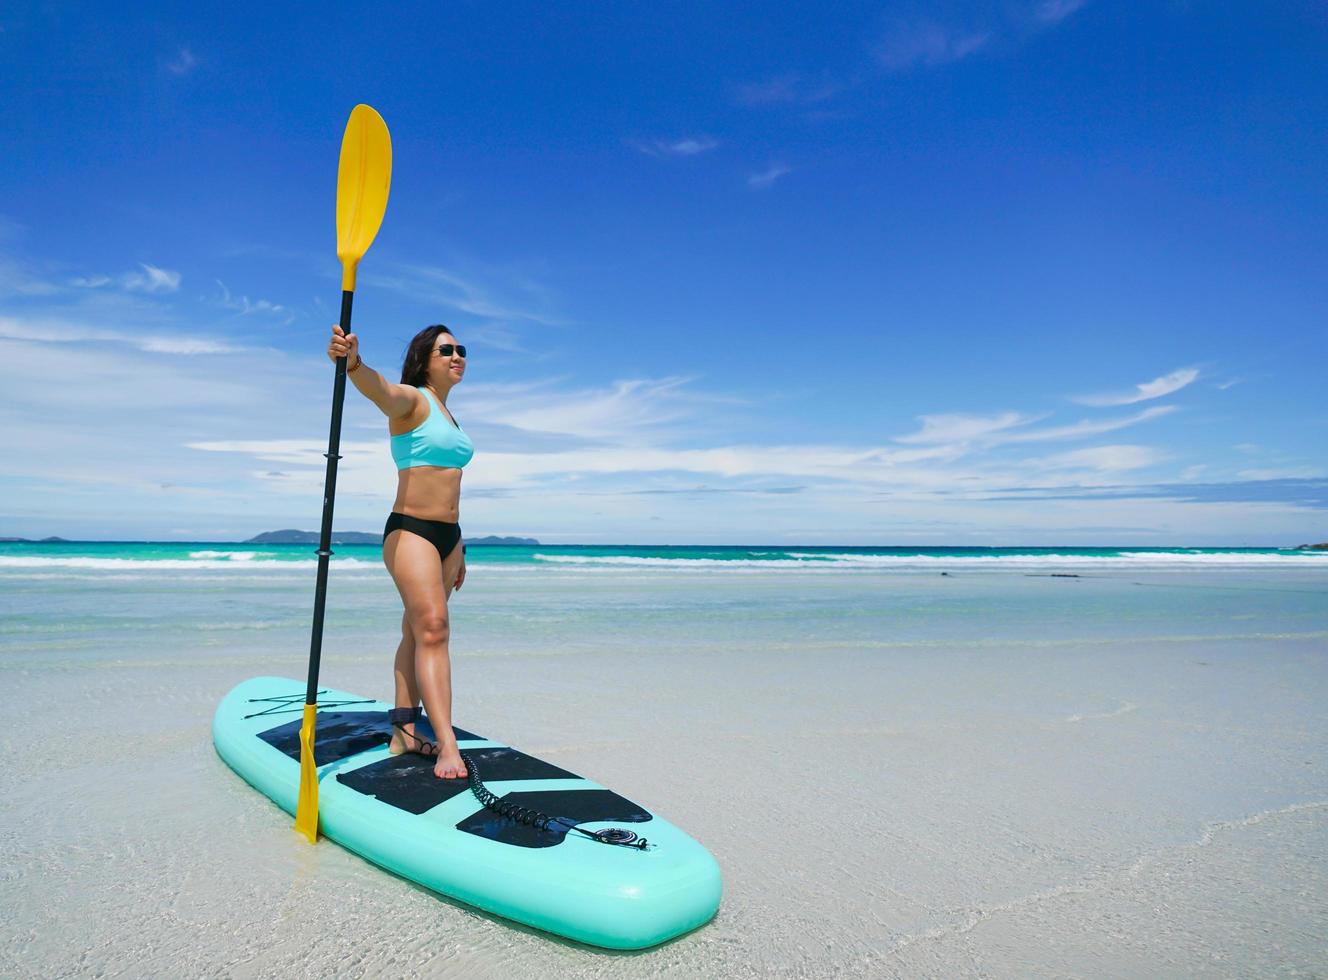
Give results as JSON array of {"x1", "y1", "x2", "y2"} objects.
[
  {"x1": 388, "y1": 612, "x2": 426, "y2": 755},
  {"x1": 383, "y1": 528, "x2": 468, "y2": 778}
]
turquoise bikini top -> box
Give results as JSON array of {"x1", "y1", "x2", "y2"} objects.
[{"x1": 390, "y1": 386, "x2": 475, "y2": 471}]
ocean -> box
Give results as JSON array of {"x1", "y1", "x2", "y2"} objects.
[
  {"x1": 6, "y1": 540, "x2": 1328, "y2": 572},
  {"x1": 2, "y1": 540, "x2": 1326, "y2": 977}
]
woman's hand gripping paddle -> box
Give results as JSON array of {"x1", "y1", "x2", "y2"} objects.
[{"x1": 295, "y1": 104, "x2": 392, "y2": 844}]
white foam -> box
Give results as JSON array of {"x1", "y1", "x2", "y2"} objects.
[
  {"x1": 789, "y1": 550, "x2": 1328, "y2": 567},
  {"x1": 0, "y1": 556, "x2": 376, "y2": 571},
  {"x1": 532, "y1": 553, "x2": 827, "y2": 569},
  {"x1": 533, "y1": 550, "x2": 1328, "y2": 570}
]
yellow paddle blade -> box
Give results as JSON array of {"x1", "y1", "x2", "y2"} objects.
[
  {"x1": 294, "y1": 703, "x2": 320, "y2": 843},
  {"x1": 336, "y1": 104, "x2": 392, "y2": 292}
]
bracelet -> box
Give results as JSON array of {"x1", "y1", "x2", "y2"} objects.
[{"x1": 347, "y1": 355, "x2": 362, "y2": 374}]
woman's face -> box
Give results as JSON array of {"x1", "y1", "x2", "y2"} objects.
[{"x1": 429, "y1": 333, "x2": 466, "y2": 386}]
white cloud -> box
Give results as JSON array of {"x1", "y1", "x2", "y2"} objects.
[
  {"x1": 876, "y1": 22, "x2": 990, "y2": 71},
  {"x1": 0, "y1": 314, "x2": 246, "y2": 355},
  {"x1": 460, "y1": 375, "x2": 738, "y2": 443},
  {"x1": 894, "y1": 411, "x2": 1036, "y2": 445},
  {"x1": 0, "y1": 312, "x2": 1310, "y2": 544},
  {"x1": 178, "y1": 371, "x2": 1177, "y2": 504},
  {"x1": 69, "y1": 263, "x2": 183, "y2": 294},
  {"x1": 1000, "y1": 405, "x2": 1176, "y2": 443},
  {"x1": 1034, "y1": 444, "x2": 1168, "y2": 473},
  {"x1": 1072, "y1": 367, "x2": 1199, "y2": 406},
  {"x1": 1035, "y1": 0, "x2": 1087, "y2": 24},
  {"x1": 362, "y1": 262, "x2": 562, "y2": 329},
  {"x1": 139, "y1": 337, "x2": 241, "y2": 355},
  {"x1": 122, "y1": 263, "x2": 181, "y2": 293},
  {"x1": 167, "y1": 48, "x2": 198, "y2": 75},
  {"x1": 0, "y1": 258, "x2": 61, "y2": 297},
  {"x1": 1236, "y1": 466, "x2": 1326, "y2": 480},
  {"x1": 632, "y1": 136, "x2": 719, "y2": 157},
  {"x1": 895, "y1": 405, "x2": 1173, "y2": 448},
  {"x1": 733, "y1": 73, "x2": 841, "y2": 107},
  {"x1": 748, "y1": 163, "x2": 792, "y2": 189},
  {"x1": 216, "y1": 280, "x2": 292, "y2": 322}
]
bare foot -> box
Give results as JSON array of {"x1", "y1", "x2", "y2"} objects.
[
  {"x1": 388, "y1": 725, "x2": 438, "y2": 758},
  {"x1": 433, "y1": 741, "x2": 468, "y2": 780}
]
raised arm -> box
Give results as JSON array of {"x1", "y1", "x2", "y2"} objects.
[{"x1": 327, "y1": 323, "x2": 417, "y2": 421}]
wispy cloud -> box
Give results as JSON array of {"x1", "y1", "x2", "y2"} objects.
[
  {"x1": 10, "y1": 330, "x2": 1315, "y2": 541},
  {"x1": 0, "y1": 259, "x2": 62, "y2": 297},
  {"x1": 1034, "y1": 0, "x2": 1088, "y2": 24},
  {"x1": 894, "y1": 411, "x2": 1036, "y2": 445},
  {"x1": 873, "y1": 2, "x2": 1086, "y2": 75},
  {"x1": 460, "y1": 375, "x2": 736, "y2": 444},
  {"x1": 0, "y1": 314, "x2": 246, "y2": 355},
  {"x1": 1236, "y1": 465, "x2": 1328, "y2": 481},
  {"x1": 166, "y1": 48, "x2": 197, "y2": 76},
  {"x1": 216, "y1": 280, "x2": 293, "y2": 323},
  {"x1": 732, "y1": 73, "x2": 841, "y2": 107},
  {"x1": 139, "y1": 336, "x2": 240, "y2": 355},
  {"x1": 747, "y1": 163, "x2": 792, "y2": 189},
  {"x1": 123, "y1": 263, "x2": 181, "y2": 293},
  {"x1": 1072, "y1": 367, "x2": 1199, "y2": 407},
  {"x1": 895, "y1": 405, "x2": 1173, "y2": 448},
  {"x1": 631, "y1": 136, "x2": 719, "y2": 158},
  {"x1": 1034, "y1": 444, "x2": 1168, "y2": 473},
  {"x1": 876, "y1": 21, "x2": 990, "y2": 71},
  {"x1": 363, "y1": 261, "x2": 564, "y2": 332},
  {"x1": 183, "y1": 374, "x2": 1177, "y2": 499},
  {"x1": 71, "y1": 263, "x2": 182, "y2": 295},
  {"x1": 980, "y1": 477, "x2": 1328, "y2": 510},
  {"x1": 1001, "y1": 405, "x2": 1176, "y2": 444}
]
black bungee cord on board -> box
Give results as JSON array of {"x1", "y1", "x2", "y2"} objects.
[{"x1": 459, "y1": 750, "x2": 650, "y2": 850}]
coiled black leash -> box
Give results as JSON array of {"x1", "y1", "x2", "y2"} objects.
[{"x1": 460, "y1": 750, "x2": 650, "y2": 850}]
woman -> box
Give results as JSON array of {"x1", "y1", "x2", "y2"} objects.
[{"x1": 327, "y1": 322, "x2": 473, "y2": 780}]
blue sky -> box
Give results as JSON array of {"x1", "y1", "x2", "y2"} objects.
[{"x1": 2, "y1": 2, "x2": 1325, "y2": 544}]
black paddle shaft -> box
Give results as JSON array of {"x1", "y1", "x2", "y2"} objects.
[{"x1": 305, "y1": 289, "x2": 355, "y2": 705}]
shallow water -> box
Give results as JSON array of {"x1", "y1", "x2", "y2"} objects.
[{"x1": 2, "y1": 552, "x2": 1326, "y2": 977}]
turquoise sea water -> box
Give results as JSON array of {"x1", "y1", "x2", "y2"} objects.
[
  {"x1": 2, "y1": 540, "x2": 1326, "y2": 976},
  {"x1": 4, "y1": 540, "x2": 1327, "y2": 571}
]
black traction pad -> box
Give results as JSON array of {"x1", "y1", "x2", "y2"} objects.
[
  {"x1": 456, "y1": 789, "x2": 653, "y2": 848},
  {"x1": 335, "y1": 746, "x2": 582, "y2": 816},
  {"x1": 257, "y1": 710, "x2": 480, "y2": 766}
]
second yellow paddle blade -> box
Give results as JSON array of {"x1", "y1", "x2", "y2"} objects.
[
  {"x1": 336, "y1": 104, "x2": 392, "y2": 291},
  {"x1": 294, "y1": 703, "x2": 320, "y2": 843}
]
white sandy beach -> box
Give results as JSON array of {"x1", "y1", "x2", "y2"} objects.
[{"x1": 2, "y1": 560, "x2": 1326, "y2": 977}]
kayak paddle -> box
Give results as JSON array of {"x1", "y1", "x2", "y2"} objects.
[{"x1": 295, "y1": 103, "x2": 392, "y2": 843}]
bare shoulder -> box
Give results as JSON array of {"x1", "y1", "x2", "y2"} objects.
[{"x1": 386, "y1": 386, "x2": 428, "y2": 433}]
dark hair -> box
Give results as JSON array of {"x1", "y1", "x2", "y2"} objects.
[{"x1": 399, "y1": 324, "x2": 459, "y2": 386}]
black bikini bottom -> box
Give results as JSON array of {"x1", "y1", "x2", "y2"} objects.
[{"x1": 383, "y1": 512, "x2": 463, "y2": 564}]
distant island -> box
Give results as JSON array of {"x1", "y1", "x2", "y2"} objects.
[
  {"x1": 0, "y1": 536, "x2": 69, "y2": 543},
  {"x1": 245, "y1": 529, "x2": 540, "y2": 546},
  {"x1": 1297, "y1": 542, "x2": 1328, "y2": 550}
]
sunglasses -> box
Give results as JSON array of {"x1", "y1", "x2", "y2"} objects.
[{"x1": 434, "y1": 344, "x2": 467, "y2": 358}]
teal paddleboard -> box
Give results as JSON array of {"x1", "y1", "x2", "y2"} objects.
[{"x1": 213, "y1": 677, "x2": 722, "y2": 949}]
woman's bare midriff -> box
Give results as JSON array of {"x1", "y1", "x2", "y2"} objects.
[
  {"x1": 391, "y1": 467, "x2": 462, "y2": 522},
  {"x1": 388, "y1": 389, "x2": 464, "y2": 522}
]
